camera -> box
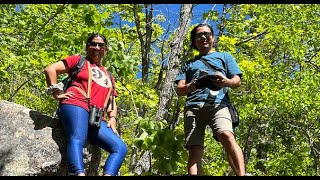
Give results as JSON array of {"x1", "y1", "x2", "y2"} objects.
[
  {"x1": 195, "y1": 72, "x2": 221, "y2": 91},
  {"x1": 89, "y1": 105, "x2": 103, "y2": 128}
]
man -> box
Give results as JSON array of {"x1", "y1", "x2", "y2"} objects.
[{"x1": 175, "y1": 23, "x2": 248, "y2": 176}]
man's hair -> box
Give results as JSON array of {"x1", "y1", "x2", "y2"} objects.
[{"x1": 190, "y1": 23, "x2": 214, "y2": 50}]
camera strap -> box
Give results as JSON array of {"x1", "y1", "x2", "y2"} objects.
[
  {"x1": 73, "y1": 62, "x2": 113, "y2": 113},
  {"x1": 102, "y1": 70, "x2": 113, "y2": 111},
  {"x1": 199, "y1": 57, "x2": 231, "y2": 100},
  {"x1": 199, "y1": 59, "x2": 223, "y2": 73},
  {"x1": 200, "y1": 54, "x2": 241, "y2": 130},
  {"x1": 73, "y1": 61, "x2": 92, "y2": 108}
]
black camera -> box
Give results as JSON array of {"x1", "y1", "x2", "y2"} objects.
[
  {"x1": 195, "y1": 74, "x2": 221, "y2": 91},
  {"x1": 89, "y1": 105, "x2": 103, "y2": 128}
]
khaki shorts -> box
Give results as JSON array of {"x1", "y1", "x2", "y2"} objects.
[{"x1": 184, "y1": 104, "x2": 233, "y2": 148}]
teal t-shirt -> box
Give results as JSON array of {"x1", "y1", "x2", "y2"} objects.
[{"x1": 175, "y1": 52, "x2": 242, "y2": 107}]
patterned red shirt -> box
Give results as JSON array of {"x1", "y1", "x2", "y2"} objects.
[{"x1": 60, "y1": 55, "x2": 117, "y2": 112}]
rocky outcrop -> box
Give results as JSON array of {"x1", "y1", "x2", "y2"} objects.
[{"x1": 0, "y1": 100, "x2": 101, "y2": 176}]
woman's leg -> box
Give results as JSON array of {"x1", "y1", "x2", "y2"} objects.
[
  {"x1": 58, "y1": 104, "x2": 89, "y2": 175},
  {"x1": 88, "y1": 121, "x2": 128, "y2": 176}
]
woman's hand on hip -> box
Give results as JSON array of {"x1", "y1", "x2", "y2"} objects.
[{"x1": 53, "y1": 91, "x2": 75, "y2": 101}]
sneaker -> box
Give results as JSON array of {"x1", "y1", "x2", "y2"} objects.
[{"x1": 244, "y1": 173, "x2": 252, "y2": 176}]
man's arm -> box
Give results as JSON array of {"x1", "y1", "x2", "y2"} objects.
[
  {"x1": 175, "y1": 80, "x2": 197, "y2": 96},
  {"x1": 227, "y1": 74, "x2": 241, "y2": 89},
  {"x1": 212, "y1": 72, "x2": 241, "y2": 89}
]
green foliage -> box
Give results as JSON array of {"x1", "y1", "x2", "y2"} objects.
[
  {"x1": 132, "y1": 118, "x2": 187, "y2": 175},
  {"x1": 1, "y1": 4, "x2": 320, "y2": 176},
  {"x1": 221, "y1": 4, "x2": 320, "y2": 176}
]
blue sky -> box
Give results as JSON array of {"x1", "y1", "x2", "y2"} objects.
[
  {"x1": 156, "y1": 4, "x2": 224, "y2": 34},
  {"x1": 111, "y1": 4, "x2": 225, "y2": 37},
  {"x1": 109, "y1": 4, "x2": 225, "y2": 79},
  {"x1": 133, "y1": 4, "x2": 225, "y2": 78}
]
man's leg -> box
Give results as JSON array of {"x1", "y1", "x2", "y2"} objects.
[
  {"x1": 184, "y1": 106, "x2": 206, "y2": 175},
  {"x1": 217, "y1": 131, "x2": 245, "y2": 176},
  {"x1": 212, "y1": 106, "x2": 246, "y2": 176},
  {"x1": 187, "y1": 145, "x2": 204, "y2": 175}
]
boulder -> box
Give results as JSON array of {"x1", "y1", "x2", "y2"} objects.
[{"x1": 0, "y1": 100, "x2": 101, "y2": 176}]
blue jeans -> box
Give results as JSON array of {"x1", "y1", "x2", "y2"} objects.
[{"x1": 58, "y1": 104, "x2": 128, "y2": 176}]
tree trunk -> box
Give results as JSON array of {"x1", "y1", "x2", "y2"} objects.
[
  {"x1": 132, "y1": 4, "x2": 194, "y2": 175},
  {"x1": 155, "y1": 4, "x2": 194, "y2": 122}
]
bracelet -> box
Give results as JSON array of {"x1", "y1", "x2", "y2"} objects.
[
  {"x1": 109, "y1": 116, "x2": 117, "y2": 121},
  {"x1": 46, "y1": 82, "x2": 64, "y2": 94}
]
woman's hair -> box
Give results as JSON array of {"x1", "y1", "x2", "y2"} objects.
[
  {"x1": 86, "y1": 33, "x2": 108, "y2": 49},
  {"x1": 190, "y1": 23, "x2": 214, "y2": 50}
]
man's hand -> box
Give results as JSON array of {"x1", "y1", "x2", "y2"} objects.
[
  {"x1": 194, "y1": 75, "x2": 211, "y2": 89},
  {"x1": 194, "y1": 74, "x2": 221, "y2": 90}
]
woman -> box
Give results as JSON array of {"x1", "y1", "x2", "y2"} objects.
[{"x1": 44, "y1": 33, "x2": 128, "y2": 176}]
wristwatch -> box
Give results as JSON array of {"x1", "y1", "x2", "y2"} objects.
[
  {"x1": 46, "y1": 82, "x2": 64, "y2": 94},
  {"x1": 187, "y1": 81, "x2": 196, "y2": 93}
]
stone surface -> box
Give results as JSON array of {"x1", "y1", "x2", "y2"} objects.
[{"x1": 0, "y1": 100, "x2": 101, "y2": 176}]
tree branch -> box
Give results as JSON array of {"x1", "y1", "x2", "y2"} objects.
[{"x1": 235, "y1": 31, "x2": 268, "y2": 46}]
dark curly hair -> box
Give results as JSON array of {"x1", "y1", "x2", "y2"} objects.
[
  {"x1": 190, "y1": 24, "x2": 214, "y2": 50},
  {"x1": 86, "y1": 33, "x2": 108, "y2": 50}
]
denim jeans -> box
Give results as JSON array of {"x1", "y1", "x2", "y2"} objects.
[{"x1": 58, "y1": 104, "x2": 127, "y2": 176}]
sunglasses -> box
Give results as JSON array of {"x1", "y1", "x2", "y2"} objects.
[
  {"x1": 195, "y1": 32, "x2": 212, "y2": 39},
  {"x1": 87, "y1": 41, "x2": 107, "y2": 48}
]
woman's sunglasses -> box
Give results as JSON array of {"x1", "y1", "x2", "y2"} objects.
[
  {"x1": 195, "y1": 32, "x2": 212, "y2": 39},
  {"x1": 87, "y1": 42, "x2": 107, "y2": 48}
]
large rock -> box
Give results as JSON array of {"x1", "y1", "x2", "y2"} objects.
[{"x1": 0, "y1": 100, "x2": 101, "y2": 176}]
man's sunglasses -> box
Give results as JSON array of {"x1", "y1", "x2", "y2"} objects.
[
  {"x1": 87, "y1": 42, "x2": 107, "y2": 48},
  {"x1": 195, "y1": 32, "x2": 212, "y2": 39}
]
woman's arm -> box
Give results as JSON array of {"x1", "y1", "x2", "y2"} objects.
[
  {"x1": 44, "y1": 60, "x2": 68, "y2": 86},
  {"x1": 107, "y1": 96, "x2": 118, "y2": 135},
  {"x1": 44, "y1": 60, "x2": 71, "y2": 100}
]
